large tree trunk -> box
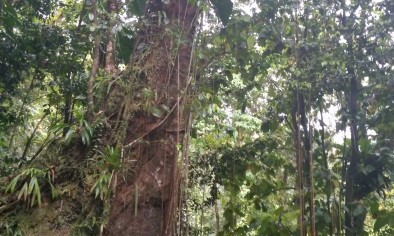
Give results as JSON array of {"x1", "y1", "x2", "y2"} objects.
[{"x1": 105, "y1": 1, "x2": 199, "y2": 235}]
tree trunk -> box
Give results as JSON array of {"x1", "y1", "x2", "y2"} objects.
[
  {"x1": 87, "y1": 0, "x2": 101, "y2": 122},
  {"x1": 104, "y1": 0, "x2": 118, "y2": 74},
  {"x1": 105, "y1": 1, "x2": 199, "y2": 235},
  {"x1": 292, "y1": 89, "x2": 306, "y2": 236}
]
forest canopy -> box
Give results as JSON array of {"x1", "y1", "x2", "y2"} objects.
[{"x1": 0, "y1": 0, "x2": 393, "y2": 235}]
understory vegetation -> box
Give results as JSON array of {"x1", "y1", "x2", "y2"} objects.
[{"x1": 0, "y1": 0, "x2": 393, "y2": 235}]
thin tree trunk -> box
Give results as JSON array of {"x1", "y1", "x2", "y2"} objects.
[
  {"x1": 340, "y1": 1, "x2": 362, "y2": 234},
  {"x1": 87, "y1": 0, "x2": 101, "y2": 122},
  {"x1": 20, "y1": 113, "x2": 48, "y2": 162},
  {"x1": 215, "y1": 200, "x2": 220, "y2": 234},
  {"x1": 104, "y1": 0, "x2": 118, "y2": 74},
  {"x1": 292, "y1": 89, "x2": 305, "y2": 236},
  {"x1": 63, "y1": 72, "x2": 73, "y2": 137},
  {"x1": 319, "y1": 102, "x2": 333, "y2": 236},
  {"x1": 307, "y1": 113, "x2": 315, "y2": 236},
  {"x1": 7, "y1": 72, "x2": 37, "y2": 153}
]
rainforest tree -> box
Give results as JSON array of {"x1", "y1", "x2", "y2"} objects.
[{"x1": 0, "y1": 0, "x2": 393, "y2": 235}]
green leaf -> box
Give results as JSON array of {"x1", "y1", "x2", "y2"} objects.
[
  {"x1": 369, "y1": 198, "x2": 379, "y2": 214},
  {"x1": 65, "y1": 129, "x2": 74, "y2": 142},
  {"x1": 6, "y1": 175, "x2": 20, "y2": 193},
  {"x1": 95, "y1": 186, "x2": 100, "y2": 198},
  {"x1": 49, "y1": 183, "x2": 57, "y2": 199},
  {"x1": 143, "y1": 88, "x2": 154, "y2": 99},
  {"x1": 247, "y1": 35, "x2": 255, "y2": 49},
  {"x1": 88, "y1": 13, "x2": 94, "y2": 21},
  {"x1": 210, "y1": 0, "x2": 233, "y2": 26},
  {"x1": 331, "y1": 171, "x2": 341, "y2": 180},
  {"x1": 161, "y1": 104, "x2": 170, "y2": 112},
  {"x1": 17, "y1": 183, "x2": 28, "y2": 201},
  {"x1": 151, "y1": 107, "x2": 163, "y2": 118},
  {"x1": 28, "y1": 177, "x2": 37, "y2": 195},
  {"x1": 374, "y1": 217, "x2": 387, "y2": 231},
  {"x1": 33, "y1": 179, "x2": 42, "y2": 207},
  {"x1": 83, "y1": 120, "x2": 93, "y2": 136}
]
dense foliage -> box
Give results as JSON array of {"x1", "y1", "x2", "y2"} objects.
[{"x1": 0, "y1": 0, "x2": 393, "y2": 235}]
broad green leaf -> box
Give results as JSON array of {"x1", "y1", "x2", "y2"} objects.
[{"x1": 247, "y1": 35, "x2": 255, "y2": 49}]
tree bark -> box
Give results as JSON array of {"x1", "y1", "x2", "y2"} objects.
[
  {"x1": 105, "y1": 1, "x2": 199, "y2": 235},
  {"x1": 87, "y1": 0, "x2": 101, "y2": 122},
  {"x1": 292, "y1": 89, "x2": 305, "y2": 236},
  {"x1": 104, "y1": 0, "x2": 118, "y2": 74}
]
